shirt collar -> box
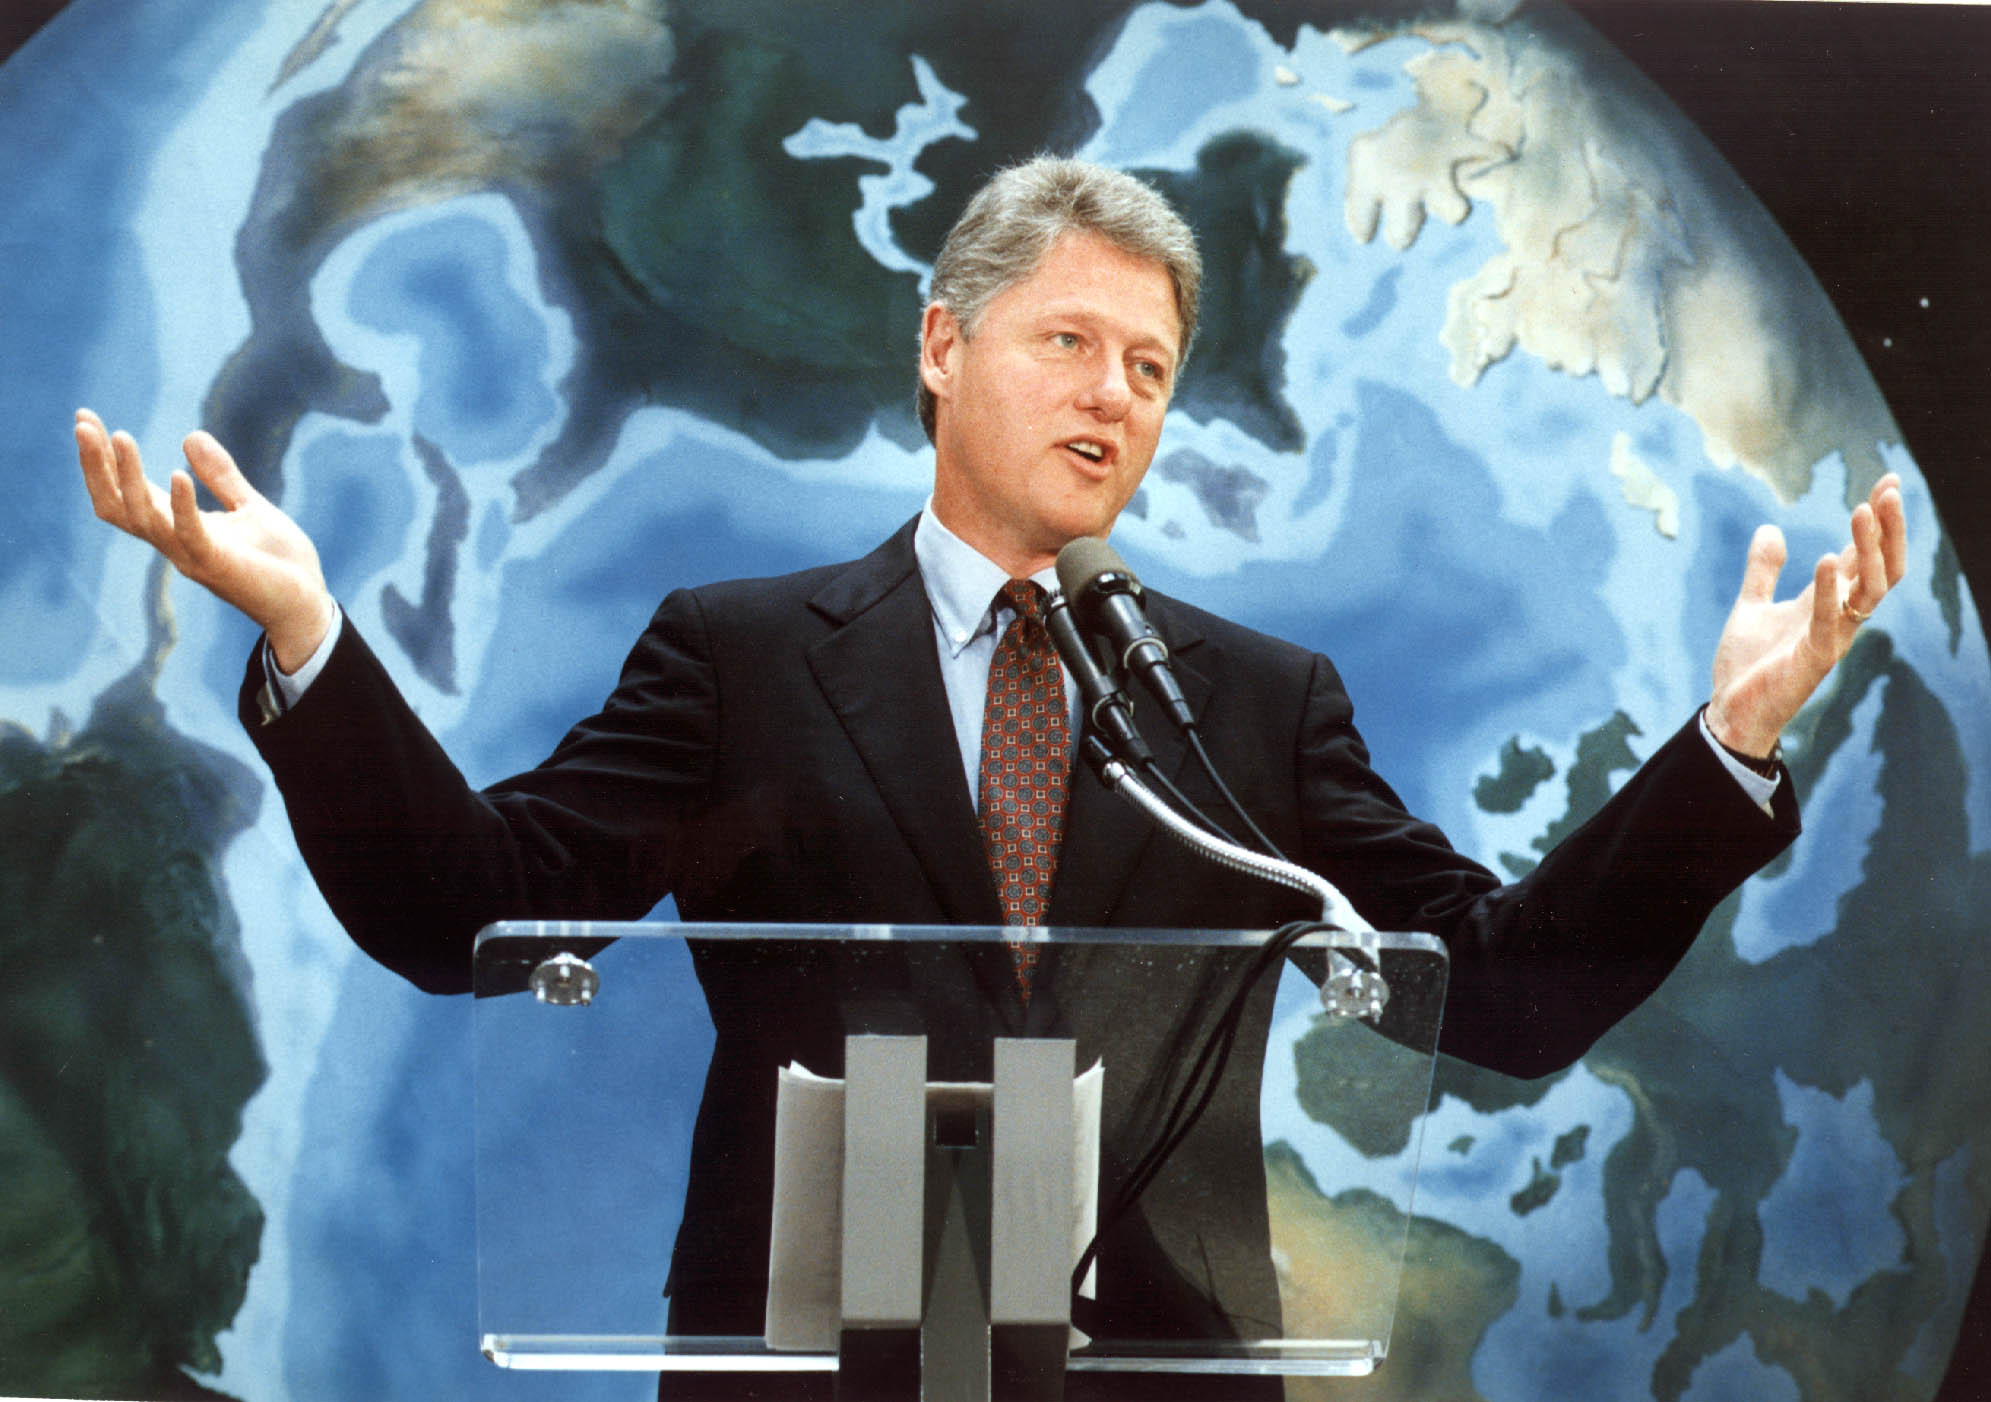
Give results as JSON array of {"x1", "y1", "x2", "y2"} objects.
[{"x1": 913, "y1": 501, "x2": 1061, "y2": 658}]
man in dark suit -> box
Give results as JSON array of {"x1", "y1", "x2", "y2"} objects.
[{"x1": 77, "y1": 157, "x2": 1905, "y2": 1382}]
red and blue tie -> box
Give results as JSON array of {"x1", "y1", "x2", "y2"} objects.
[{"x1": 977, "y1": 580, "x2": 1070, "y2": 998}]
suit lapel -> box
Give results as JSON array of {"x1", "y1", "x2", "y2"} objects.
[
  {"x1": 806, "y1": 522, "x2": 1004, "y2": 926},
  {"x1": 805, "y1": 526, "x2": 1220, "y2": 935}
]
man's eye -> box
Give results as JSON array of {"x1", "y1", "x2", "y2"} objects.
[
  {"x1": 1053, "y1": 332, "x2": 1081, "y2": 349},
  {"x1": 1135, "y1": 360, "x2": 1166, "y2": 382}
]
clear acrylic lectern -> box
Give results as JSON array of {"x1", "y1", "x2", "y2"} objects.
[{"x1": 473, "y1": 921, "x2": 1447, "y2": 1386}]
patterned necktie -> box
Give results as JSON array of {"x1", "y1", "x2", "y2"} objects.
[{"x1": 977, "y1": 580, "x2": 1071, "y2": 999}]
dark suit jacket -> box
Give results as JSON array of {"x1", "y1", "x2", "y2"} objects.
[{"x1": 243, "y1": 516, "x2": 1798, "y2": 1341}]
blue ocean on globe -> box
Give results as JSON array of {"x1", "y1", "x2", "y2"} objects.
[{"x1": 2, "y1": 1, "x2": 1987, "y2": 1400}]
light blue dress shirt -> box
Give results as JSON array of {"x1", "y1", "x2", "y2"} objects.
[{"x1": 911, "y1": 503, "x2": 1076, "y2": 812}]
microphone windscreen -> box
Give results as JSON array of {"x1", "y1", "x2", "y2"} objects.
[{"x1": 1056, "y1": 536, "x2": 1135, "y2": 603}]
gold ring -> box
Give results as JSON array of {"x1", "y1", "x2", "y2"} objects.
[{"x1": 1842, "y1": 597, "x2": 1872, "y2": 624}]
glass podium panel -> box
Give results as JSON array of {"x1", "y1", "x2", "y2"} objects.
[{"x1": 473, "y1": 922, "x2": 1447, "y2": 1377}]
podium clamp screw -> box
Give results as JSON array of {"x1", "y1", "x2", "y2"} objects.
[{"x1": 529, "y1": 952, "x2": 599, "y2": 1006}]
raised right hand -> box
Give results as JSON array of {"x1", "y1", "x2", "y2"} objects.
[
  {"x1": 76, "y1": 408, "x2": 335, "y2": 672},
  {"x1": 1705, "y1": 471, "x2": 1907, "y2": 759}
]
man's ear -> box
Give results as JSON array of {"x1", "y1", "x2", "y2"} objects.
[{"x1": 919, "y1": 302, "x2": 962, "y2": 405}]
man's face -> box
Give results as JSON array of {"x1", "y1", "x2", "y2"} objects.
[{"x1": 922, "y1": 230, "x2": 1181, "y2": 578}]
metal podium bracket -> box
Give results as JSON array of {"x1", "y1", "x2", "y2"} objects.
[
  {"x1": 990, "y1": 1039, "x2": 1074, "y2": 1400},
  {"x1": 836, "y1": 1035, "x2": 1077, "y2": 1402},
  {"x1": 840, "y1": 1036, "x2": 926, "y2": 1398}
]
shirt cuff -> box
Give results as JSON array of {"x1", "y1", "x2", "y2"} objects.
[
  {"x1": 1698, "y1": 708, "x2": 1781, "y2": 814},
  {"x1": 257, "y1": 604, "x2": 344, "y2": 722}
]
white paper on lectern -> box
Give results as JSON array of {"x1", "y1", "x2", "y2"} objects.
[{"x1": 762, "y1": 1059, "x2": 1103, "y2": 1352}]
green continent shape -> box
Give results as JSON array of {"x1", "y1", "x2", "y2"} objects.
[
  {"x1": 1267, "y1": 1145, "x2": 1518, "y2": 1402},
  {"x1": 1598, "y1": 635, "x2": 1991, "y2": 1400},
  {"x1": 1509, "y1": 1157, "x2": 1561, "y2": 1217},
  {"x1": 1293, "y1": 1012, "x2": 1446, "y2": 1159},
  {"x1": 1474, "y1": 736, "x2": 1557, "y2": 815},
  {"x1": 1435, "y1": 633, "x2": 1991, "y2": 1401},
  {"x1": 0, "y1": 617, "x2": 265, "y2": 1398}
]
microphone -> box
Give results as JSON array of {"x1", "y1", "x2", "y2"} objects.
[
  {"x1": 1058, "y1": 538, "x2": 1293, "y2": 863},
  {"x1": 1055, "y1": 538, "x2": 1195, "y2": 732},
  {"x1": 1045, "y1": 591, "x2": 1154, "y2": 766}
]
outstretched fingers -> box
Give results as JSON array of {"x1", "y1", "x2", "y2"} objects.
[
  {"x1": 1872, "y1": 474, "x2": 1908, "y2": 590},
  {"x1": 1735, "y1": 524, "x2": 1788, "y2": 608},
  {"x1": 76, "y1": 413, "x2": 335, "y2": 649},
  {"x1": 105, "y1": 425, "x2": 176, "y2": 547},
  {"x1": 182, "y1": 429, "x2": 258, "y2": 512},
  {"x1": 77, "y1": 413, "x2": 229, "y2": 579},
  {"x1": 1863, "y1": 473, "x2": 1911, "y2": 593},
  {"x1": 1846, "y1": 503, "x2": 1886, "y2": 616},
  {"x1": 1712, "y1": 478, "x2": 1911, "y2": 752},
  {"x1": 167, "y1": 468, "x2": 222, "y2": 573},
  {"x1": 1840, "y1": 475, "x2": 1907, "y2": 621},
  {"x1": 1811, "y1": 552, "x2": 1847, "y2": 642},
  {"x1": 76, "y1": 411, "x2": 125, "y2": 523}
]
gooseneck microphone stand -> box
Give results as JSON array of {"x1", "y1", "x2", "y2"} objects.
[
  {"x1": 1046, "y1": 545, "x2": 1397, "y2": 1331},
  {"x1": 1078, "y1": 733, "x2": 1371, "y2": 935}
]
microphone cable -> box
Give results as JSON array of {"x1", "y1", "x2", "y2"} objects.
[
  {"x1": 1071, "y1": 917, "x2": 1329, "y2": 1302},
  {"x1": 1045, "y1": 584, "x2": 1245, "y2": 850},
  {"x1": 1185, "y1": 724, "x2": 1289, "y2": 864},
  {"x1": 1054, "y1": 537, "x2": 1290, "y2": 863},
  {"x1": 1134, "y1": 748, "x2": 1245, "y2": 850},
  {"x1": 1053, "y1": 538, "x2": 1373, "y2": 1306}
]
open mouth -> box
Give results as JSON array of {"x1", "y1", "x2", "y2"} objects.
[{"x1": 1062, "y1": 438, "x2": 1111, "y2": 468}]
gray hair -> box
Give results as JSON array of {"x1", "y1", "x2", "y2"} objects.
[{"x1": 917, "y1": 156, "x2": 1202, "y2": 442}]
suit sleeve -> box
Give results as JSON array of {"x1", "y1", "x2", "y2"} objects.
[
  {"x1": 240, "y1": 592, "x2": 722, "y2": 994},
  {"x1": 1292, "y1": 655, "x2": 1800, "y2": 1078}
]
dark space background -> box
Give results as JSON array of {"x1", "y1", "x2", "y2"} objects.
[
  {"x1": 4, "y1": 0, "x2": 1983, "y2": 1395},
  {"x1": 1566, "y1": 0, "x2": 1990, "y2": 643}
]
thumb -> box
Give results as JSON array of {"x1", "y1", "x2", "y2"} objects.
[
  {"x1": 181, "y1": 430, "x2": 260, "y2": 511},
  {"x1": 1735, "y1": 524, "x2": 1786, "y2": 607}
]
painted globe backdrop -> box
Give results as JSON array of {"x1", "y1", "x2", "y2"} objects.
[{"x1": 2, "y1": 1, "x2": 1987, "y2": 1399}]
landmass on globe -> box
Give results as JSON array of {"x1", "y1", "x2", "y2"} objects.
[
  {"x1": 0, "y1": 564, "x2": 264, "y2": 1400},
  {"x1": 5, "y1": 0, "x2": 1985, "y2": 1398}
]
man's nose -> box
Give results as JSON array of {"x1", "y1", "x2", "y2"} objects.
[{"x1": 1076, "y1": 356, "x2": 1133, "y2": 419}]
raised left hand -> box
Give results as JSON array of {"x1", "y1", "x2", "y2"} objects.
[{"x1": 1706, "y1": 473, "x2": 1907, "y2": 758}]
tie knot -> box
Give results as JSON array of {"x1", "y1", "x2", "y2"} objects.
[{"x1": 998, "y1": 578, "x2": 1046, "y2": 624}]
